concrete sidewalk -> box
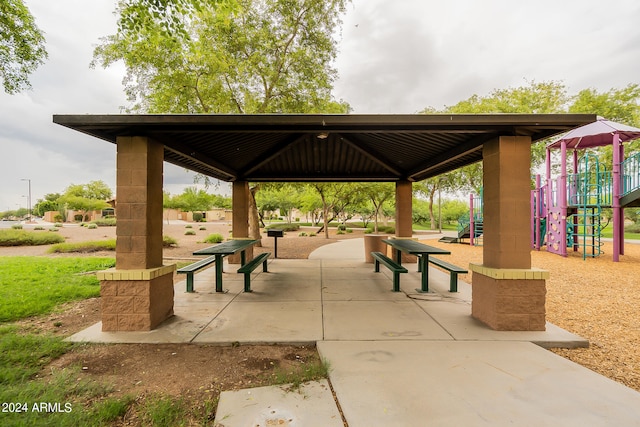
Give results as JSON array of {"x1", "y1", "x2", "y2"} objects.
[{"x1": 68, "y1": 237, "x2": 640, "y2": 426}]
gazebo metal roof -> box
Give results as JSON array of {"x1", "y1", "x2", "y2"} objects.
[{"x1": 53, "y1": 114, "x2": 597, "y2": 182}]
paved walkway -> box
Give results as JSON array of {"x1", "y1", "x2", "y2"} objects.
[{"x1": 69, "y1": 237, "x2": 640, "y2": 426}]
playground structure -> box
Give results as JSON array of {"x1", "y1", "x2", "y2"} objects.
[
  {"x1": 456, "y1": 190, "x2": 483, "y2": 246},
  {"x1": 531, "y1": 118, "x2": 640, "y2": 261},
  {"x1": 453, "y1": 119, "x2": 640, "y2": 260}
]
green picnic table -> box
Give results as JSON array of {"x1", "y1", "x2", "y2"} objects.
[
  {"x1": 382, "y1": 239, "x2": 451, "y2": 293},
  {"x1": 193, "y1": 239, "x2": 258, "y2": 292}
]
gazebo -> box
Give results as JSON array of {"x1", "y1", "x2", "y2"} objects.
[{"x1": 53, "y1": 113, "x2": 596, "y2": 332}]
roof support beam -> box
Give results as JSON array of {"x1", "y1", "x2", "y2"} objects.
[
  {"x1": 407, "y1": 134, "x2": 492, "y2": 181},
  {"x1": 339, "y1": 134, "x2": 404, "y2": 179},
  {"x1": 163, "y1": 141, "x2": 237, "y2": 181},
  {"x1": 239, "y1": 133, "x2": 306, "y2": 179}
]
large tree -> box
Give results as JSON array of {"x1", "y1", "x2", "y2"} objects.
[
  {"x1": 59, "y1": 181, "x2": 113, "y2": 222},
  {"x1": 355, "y1": 182, "x2": 394, "y2": 233},
  {"x1": 0, "y1": 0, "x2": 47, "y2": 94},
  {"x1": 94, "y1": 0, "x2": 349, "y2": 243},
  {"x1": 93, "y1": 0, "x2": 349, "y2": 114}
]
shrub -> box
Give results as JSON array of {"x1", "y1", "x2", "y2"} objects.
[
  {"x1": 87, "y1": 224, "x2": 98, "y2": 229},
  {"x1": 266, "y1": 223, "x2": 300, "y2": 232},
  {"x1": 336, "y1": 230, "x2": 345, "y2": 235},
  {"x1": 346, "y1": 228, "x2": 353, "y2": 233},
  {"x1": 337, "y1": 224, "x2": 347, "y2": 231},
  {"x1": 0, "y1": 230, "x2": 65, "y2": 246},
  {"x1": 54, "y1": 222, "x2": 63, "y2": 227},
  {"x1": 185, "y1": 224, "x2": 193, "y2": 229},
  {"x1": 193, "y1": 212, "x2": 204, "y2": 222},
  {"x1": 48, "y1": 239, "x2": 116, "y2": 253},
  {"x1": 366, "y1": 225, "x2": 395, "y2": 234},
  {"x1": 184, "y1": 230, "x2": 196, "y2": 236},
  {"x1": 74, "y1": 214, "x2": 84, "y2": 222},
  {"x1": 91, "y1": 218, "x2": 116, "y2": 227},
  {"x1": 48, "y1": 228, "x2": 59, "y2": 232},
  {"x1": 33, "y1": 226, "x2": 45, "y2": 231},
  {"x1": 308, "y1": 232, "x2": 317, "y2": 237},
  {"x1": 199, "y1": 226, "x2": 207, "y2": 231},
  {"x1": 53, "y1": 214, "x2": 63, "y2": 222},
  {"x1": 298, "y1": 232, "x2": 308, "y2": 237},
  {"x1": 204, "y1": 233, "x2": 224, "y2": 244},
  {"x1": 163, "y1": 235, "x2": 178, "y2": 247},
  {"x1": 11, "y1": 224, "x2": 23, "y2": 230},
  {"x1": 625, "y1": 223, "x2": 640, "y2": 233}
]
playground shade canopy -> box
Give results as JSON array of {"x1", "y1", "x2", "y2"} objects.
[
  {"x1": 53, "y1": 114, "x2": 596, "y2": 182},
  {"x1": 547, "y1": 118, "x2": 640, "y2": 149}
]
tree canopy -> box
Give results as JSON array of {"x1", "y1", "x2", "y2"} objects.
[
  {"x1": 0, "y1": 0, "x2": 47, "y2": 94},
  {"x1": 417, "y1": 81, "x2": 640, "y2": 229},
  {"x1": 93, "y1": 0, "x2": 350, "y2": 114}
]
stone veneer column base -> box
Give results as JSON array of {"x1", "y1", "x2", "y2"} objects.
[
  {"x1": 470, "y1": 264, "x2": 549, "y2": 331},
  {"x1": 97, "y1": 265, "x2": 176, "y2": 331}
]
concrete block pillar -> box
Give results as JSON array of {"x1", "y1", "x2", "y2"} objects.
[
  {"x1": 470, "y1": 136, "x2": 548, "y2": 331},
  {"x1": 395, "y1": 180, "x2": 413, "y2": 238},
  {"x1": 99, "y1": 136, "x2": 175, "y2": 331},
  {"x1": 229, "y1": 181, "x2": 253, "y2": 263},
  {"x1": 392, "y1": 180, "x2": 416, "y2": 262},
  {"x1": 115, "y1": 136, "x2": 164, "y2": 270}
]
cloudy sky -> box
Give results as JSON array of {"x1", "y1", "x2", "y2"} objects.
[{"x1": 1, "y1": 0, "x2": 639, "y2": 212}]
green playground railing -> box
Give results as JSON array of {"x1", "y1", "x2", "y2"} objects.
[{"x1": 622, "y1": 152, "x2": 640, "y2": 196}]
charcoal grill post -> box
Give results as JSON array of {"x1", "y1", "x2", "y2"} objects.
[{"x1": 267, "y1": 229, "x2": 284, "y2": 258}]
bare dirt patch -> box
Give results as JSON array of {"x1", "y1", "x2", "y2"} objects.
[{"x1": 49, "y1": 343, "x2": 318, "y2": 398}]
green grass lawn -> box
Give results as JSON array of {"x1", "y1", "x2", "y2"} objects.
[
  {"x1": 599, "y1": 223, "x2": 640, "y2": 240},
  {"x1": 0, "y1": 257, "x2": 115, "y2": 322},
  {"x1": 0, "y1": 256, "x2": 132, "y2": 426}
]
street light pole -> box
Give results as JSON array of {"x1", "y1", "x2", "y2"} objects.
[{"x1": 21, "y1": 179, "x2": 31, "y2": 222}]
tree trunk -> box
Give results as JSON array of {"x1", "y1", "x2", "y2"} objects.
[
  {"x1": 428, "y1": 187, "x2": 437, "y2": 230},
  {"x1": 249, "y1": 185, "x2": 262, "y2": 247}
]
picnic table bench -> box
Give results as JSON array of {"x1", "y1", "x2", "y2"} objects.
[
  {"x1": 427, "y1": 257, "x2": 467, "y2": 292},
  {"x1": 237, "y1": 252, "x2": 271, "y2": 292},
  {"x1": 371, "y1": 251, "x2": 408, "y2": 292},
  {"x1": 177, "y1": 255, "x2": 217, "y2": 293}
]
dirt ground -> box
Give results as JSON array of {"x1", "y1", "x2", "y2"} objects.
[{"x1": 4, "y1": 221, "x2": 640, "y2": 424}]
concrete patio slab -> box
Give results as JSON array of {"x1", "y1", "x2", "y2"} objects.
[
  {"x1": 192, "y1": 301, "x2": 323, "y2": 344},
  {"x1": 67, "y1": 313, "x2": 214, "y2": 344},
  {"x1": 323, "y1": 300, "x2": 454, "y2": 341},
  {"x1": 412, "y1": 297, "x2": 588, "y2": 348},
  {"x1": 321, "y1": 278, "x2": 409, "y2": 301},
  {"x1": 213, "y1": 380, "x2": 343, "y2": 427},
  {"x1": 318, "y1": 340, "x2": 640, "y2": 427}
]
